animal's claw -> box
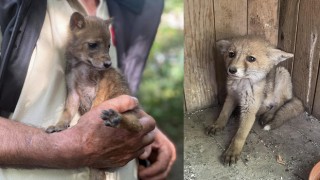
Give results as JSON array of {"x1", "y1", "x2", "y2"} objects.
[
  {"x1": 100, "y1": 109, "x2": 122, "y2": 128},
  {"x1": 45, "y1": 123, "x2": 70, "y2": 133},
  {"x1": 206, "y1": 124, "x2": 224, "y2": 135}
]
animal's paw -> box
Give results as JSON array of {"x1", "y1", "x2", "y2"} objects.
[
  {"x1": 222, "y1": 144, "x2": 241, "y2": 166},
  {"x1": 206, "y1": 123, "x2": 225, "y2": 135},
  {"x1": 259, "y1": 113, "x2": 274, "y2": 126},
  {"x1": 46, "y1": 123, "x2": 70, "y2": 133},
  {"x1": 100, "y1": 109, "x2": 122, "y2": 128}
]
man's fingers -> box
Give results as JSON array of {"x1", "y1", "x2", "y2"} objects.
[
  {"x1": 139, "y1": 115, "x2": 156, "y2": 135},
  {"x1": 99, "y1": 95, "x2": 139, "y2": 113},
  {"x1": 138, "y1": 148, "x2": 170, "y2": 179},
  {"x1": 142, "y1": 130, "x2": 155, "y2": 145},
  {"x1": 139, "y1": 162, "x2": 168, "y2": 180},
  {"x1": 133, "y1": 148, "x2": 146, "y2": 160},
  {"x1": 138, "y1": 130, "x2": 177, "y2": 180},
  {"x1": 140, "y1": 158, "x2": 174, "y2": 180},
  {"x1": 139, "y1": 145, "x2": 152, "y2": 160},
  {"x1": 132, "y1": 130, "x2": 155, "y2": 154}
]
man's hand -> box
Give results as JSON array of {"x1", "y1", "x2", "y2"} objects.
[
  {"x1": 138, "y1": 127, "x2": 176, "y2": 180},
  {"x1": 51, "y1": 95, "x2": 156, "y2": 168},
  {"x1": 0, "y1": 95, "x2": 157, "y2": 169}
]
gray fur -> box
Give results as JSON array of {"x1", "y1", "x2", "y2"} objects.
[{"x1": 207, "y1": 36, "x2": 304, "y2": 165}]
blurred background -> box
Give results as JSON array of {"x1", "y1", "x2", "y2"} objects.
[{"x1": 137, "y1": 0, "x2": 183, "y2": 179}]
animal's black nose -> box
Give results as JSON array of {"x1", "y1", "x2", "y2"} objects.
[
  {"x1": 104, "y1": 61, "x2": 112, "y2": 68},
  {"x1": 228, "y1": 67, "x2": 237, "y2": 74}
]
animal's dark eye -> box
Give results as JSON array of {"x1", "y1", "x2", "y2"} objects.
[
  {"x1": 247, "y1": 56, "x2": 256, "y2": 62},
  {"x1": 88, "y1": 43, "x2": 98, "y2": 49},
  {"x1": 108, "y1": 44, "x2": 111, "y2": 48},
  {"x1": 228, "y1": 51, "x2": 236, "y2": 58}
]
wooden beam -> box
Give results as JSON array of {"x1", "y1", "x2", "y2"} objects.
[
  {"x1": 184, "y1": 0, "x2": 218, "y2": 112},
  {"x1": 214, "y1": 0, "x2": 247, "y2": 104},
  {"x1": 214, "y1": 0, "x2": 248, "y2": 40},
  {"x1": 293, "y1": 0, "x2": 320, "y2": 113},
  {"x1": 277, "y1": 0, "x2": 300, "y2": 74},
  {"x1": 248, "y1": 0, "x2": 279, "y2": 46}
]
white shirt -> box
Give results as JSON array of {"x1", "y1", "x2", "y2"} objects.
[{"x1": 0, "y1": 0, "x2": 136, "y2": 179}]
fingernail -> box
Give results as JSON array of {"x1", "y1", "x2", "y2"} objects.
[{"x1": 132, "y1": 96, "x2": 139, "y2": 105}]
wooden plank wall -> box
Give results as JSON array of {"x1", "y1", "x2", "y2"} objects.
[
  {"x1": 248, "y1": 0, "x2": 279, "y2": 46},
  {"x1": 185, "y1": 0, "x2": 320, "y2": 120},
  {"x1": 277, "y1": 0, "x2": 300, "y2": 74},
  {"x1": 279, "y1": 0, "x2": 320, "y2": 117},
  {"x1": 184, "y1": 0, "x2": 218, "y2": 112},
  {"x1": 292, "y1": 0, "x2": 320, "y2": 113},
  {"x1": 213, "y1": 0, "x2": 247, "y2": 104},
  {"x1": 184, "y1": 0, "x2": 279, "y2": 112}
]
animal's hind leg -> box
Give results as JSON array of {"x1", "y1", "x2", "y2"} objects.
[
  {"x1": 263, "y1": 97, "x2": 304, "y2": 130},
  {"x1": 259, "y1": 103, "x2": 281, "y2": 126},
  {"x1": 100, "y1": 109, "x2": 142, "y2": 133},
  {"x1": 119, "y1": 110, "x2": 142, "y2": 133},
  {"x1": 93, "y1": 77, "x2": 142, "y2": 133},
  {"x1": 92, "y1": 78, "x2": 109, "y2": 108},
  {"x1": 101, "y1": 109, "x2": 122, "y2": 127}
]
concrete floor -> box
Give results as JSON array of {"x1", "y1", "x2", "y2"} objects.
[{"x1": 184, "y1": 107, "x2": 320, "y2": 180}]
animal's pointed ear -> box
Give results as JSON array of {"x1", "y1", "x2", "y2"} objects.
[
  {"x1": 216, "y1": 40, "x2": 231, "y2": 54},
  {"x1": 268, "y1": 48, "x2": 294, "y2": 65},
  {"x1": 104, "y1": 17, "x2": 113, "y2": 26},
  {"x1": 70, "y1": 12, "x2": 86, "y2": 30}
]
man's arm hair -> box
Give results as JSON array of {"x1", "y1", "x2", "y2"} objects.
[
  {"x1": 0, "y1": 95, "x2": 156, "y2": 169},
  {"x1": 0, "y1": 116, "x2": 77, "y2": 168}
]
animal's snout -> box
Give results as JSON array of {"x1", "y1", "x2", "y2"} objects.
[
  {"x1": 104, "y1": 61, "x2": 112, "y2": 68},
  {"x1": 228, "y1": 67, "x2": 237, "y2": 74}
]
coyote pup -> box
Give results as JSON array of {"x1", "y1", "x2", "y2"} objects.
[
  {"x1": 46, "y1": 12, "x2": 142, "y2": 133},
  {"x1": 207, "y1": 36, "x2": 304, "y2": 165}
]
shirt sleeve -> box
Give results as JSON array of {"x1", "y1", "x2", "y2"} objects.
[{"x1": 0, "y1": 26, "x2": 2, "y2": 51}]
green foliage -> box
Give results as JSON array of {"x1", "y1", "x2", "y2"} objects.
[
  {"x1": 138, "y1": 0, "x2": 183, "y2": 141},
  {"x1": 138, "y1": 2, "x2": 183, "y2": 178},
  {"x1": 164, "y1": 0, "x2": 183, "y2": 13}
]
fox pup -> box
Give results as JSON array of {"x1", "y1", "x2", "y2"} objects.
[
  {"x1": 207, "y1": 36, "x2": 304, "y2": 165},
  {"x1": 46, "y1": 12, "x2": 142, "y2": 134}
]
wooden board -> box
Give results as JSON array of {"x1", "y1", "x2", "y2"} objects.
[
  {"x1": 313, "y1": 70, "x2": 320, "y2": 119},
  {"x1": 248, "y1": 0, "x2": 279, "y2": 46},
  {"x1": 184, "y1": 0, "x2": 218, "y2": 112},
  {"x1": 312, "y1": 75, "x2": 320, "y2": 120},
  {"x1": 277, "y1": 0, "x2": 300, "y2": 74},
  {"x1": 214, "y1": 0, "x2": 247, "y2": 104},
  {"x1": 214, "y1": 0, "x2": 247, "y2": 40},
  {"x1": 292, "y1": 0, "x2": 320, "y2": 113}
]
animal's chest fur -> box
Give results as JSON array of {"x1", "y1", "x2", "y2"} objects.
[
  {"x1": 228, "y1": 78, "x2": 271, "y2": 111},
  {"x1": 77, "y1": 83, "x2": 96, "y2": 114},
  {"x1": 228, "y1": 79, "x2": 255, "y2": 103},
  {"x1": 227, "y1": 69, "x2": 292, "y2": 114},
  {"x1": 70, "y1": 64, "x2": 102, "y2": 115}
]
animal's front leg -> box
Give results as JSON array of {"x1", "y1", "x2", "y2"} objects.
[
  {"x1": 46, "y1": 89, "x2": 80, "y2": 133},
  {"x1": 207, "y1": 95, "x2": 237, "y2": 135},
  {"x1": 223, "y1": 99, "x2": 260, "y2": 165}
]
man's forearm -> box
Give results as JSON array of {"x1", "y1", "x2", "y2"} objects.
[
  {"x1": 0, "y1": 95, "x2": 156, "y2": 169},
  {"x1": 0, "y1": 117, "x2": 77, "y2": 168}
]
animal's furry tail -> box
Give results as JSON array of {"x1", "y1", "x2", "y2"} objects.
[{"x1": 263, "y1": 97, "x2": 304, "y2": 131}]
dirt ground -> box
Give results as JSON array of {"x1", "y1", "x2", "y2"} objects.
[{"x1": 184, "y1": 107, "x2": 320, "y2": 180}]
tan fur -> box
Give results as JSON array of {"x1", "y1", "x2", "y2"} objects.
[
  {"x1": 45, "y1": 12, "x2": 143, "y2": 180},
  {"x1": 207, "y1": 35, "x2": 304, "y2": 165},
  {"x1": 45, "y1": 13, "x2": 143, "y2": 133}
]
